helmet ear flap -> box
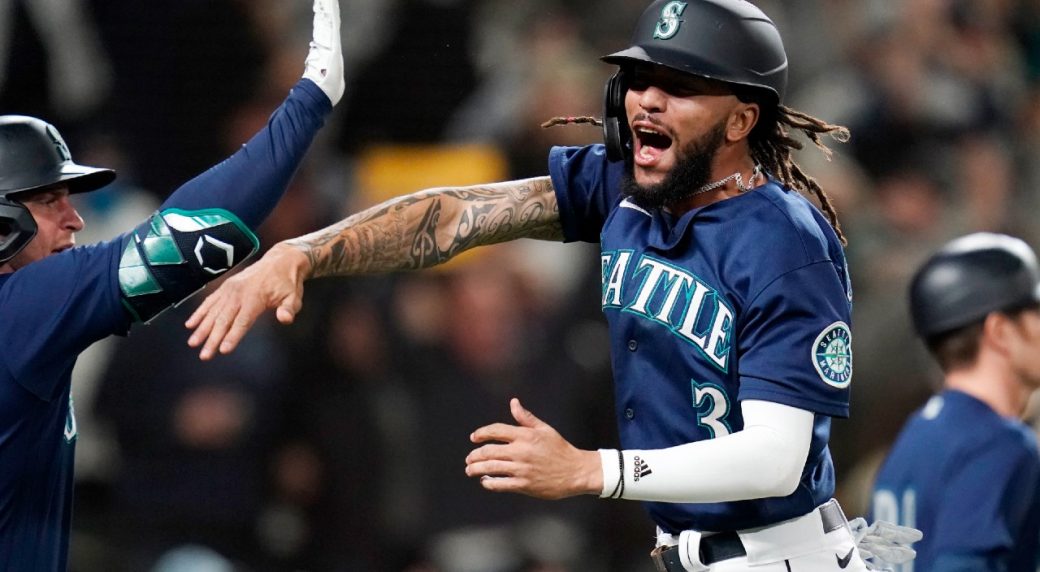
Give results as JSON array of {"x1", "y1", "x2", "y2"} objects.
[
  {"x1": 602, "y1": 69, "x2": 631, "y2": 163},
  {"x1": 0, "y1": 195, "x2": 37, "y2": 264}
]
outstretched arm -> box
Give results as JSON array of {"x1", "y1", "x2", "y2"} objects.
[
  {"x1": 115, "y1": 0, "x2": 344, "y2": 325},
  {"x1": 186, "y1": 176, "x2": 561, "y2": 359}
]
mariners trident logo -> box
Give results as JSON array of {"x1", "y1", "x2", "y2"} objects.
[
  {"x1": 813, "y1": 321, "x2": 852, "y2": 388},
  {"x1": 653, "y1": 1, "x2": 687, "y2": 40}
]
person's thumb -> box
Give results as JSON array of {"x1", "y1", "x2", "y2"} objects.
[
  {"x1": 275, "y1": 294, "x2": 302, "y2": 325},
  {"x1": 510, "y1": 398, "x2": 544, "y2": 428}
]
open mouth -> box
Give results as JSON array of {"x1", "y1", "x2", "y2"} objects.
[{"x1": 634, "y1": 126, "x2": 673, "y2": 164}]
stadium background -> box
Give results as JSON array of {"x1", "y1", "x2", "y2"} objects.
[{"x1": 1, "y1": 0, "x2": 1038, "y2": 570}]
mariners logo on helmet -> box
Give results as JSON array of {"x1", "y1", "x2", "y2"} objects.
[
  {"x1": 653, "y1": 1, "x2": 687, "y2": 40},
  {"x1": 45, "y1": 124, "x2": 72, "y2": 162},
  {"x1": 813, "y1": 321, "x2": 852, "y2": 388}
]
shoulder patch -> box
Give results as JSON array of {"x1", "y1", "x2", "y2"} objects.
[{"x1": 813, "y1": 321, "x2": 852, "y2": 388}]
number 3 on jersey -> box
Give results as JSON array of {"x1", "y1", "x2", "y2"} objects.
[{"x1": 692, "y1": 380, "x2": 732, "y2": 437}]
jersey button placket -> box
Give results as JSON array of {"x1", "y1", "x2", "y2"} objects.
[
  {"x1": 624, "y1": 408, "x2": 635, "y2": 420},
  {"x1": 627, "y1": 339, "x2": 638, "y2": 351}
]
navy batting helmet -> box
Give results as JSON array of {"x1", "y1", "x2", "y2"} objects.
[
  {"x1": 0, "y1": 115, "x2": 115, "y2": 263},
  {"x1": 600, "y1": 0, "x2": 789, "y2": 161},
  {"x1": 910, "y1": 233, "x2": 1040, "y2": 339}
]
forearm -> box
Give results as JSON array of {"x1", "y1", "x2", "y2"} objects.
[
  {"x1": 599, "y1": 400, "x2": 813, "y2": 503},
  {"x1": 285, "y1": 177, "x2": 563, "y2": 278}
]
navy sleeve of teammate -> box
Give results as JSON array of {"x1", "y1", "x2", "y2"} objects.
[
  {"x1": 548, "y1": 145, "x2": 625, "y2": 243},
  {"x1": 0, "y1": 246, "x2": 123, "y2": 400},
  {"x1": 116, "y1": 79, "x2": 331, "y2": 323},
  {"x1": 0, "y1": 79, "x2": 332, "y2": 399}
]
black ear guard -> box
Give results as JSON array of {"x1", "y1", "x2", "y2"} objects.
[
  {"x1": 602, "y1": 69, "x2": 631, "y2": 163},
  {"x1": 0, "y1": 195, "x2": 37, "y2": 263}
]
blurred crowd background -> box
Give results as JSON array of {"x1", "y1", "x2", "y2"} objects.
[{"x1": 2, "y1": 0, "x2": 1039, "y2": 570}]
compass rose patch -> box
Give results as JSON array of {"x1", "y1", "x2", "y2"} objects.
[{"x1": 813, "y1": 321, "x2": 852, "y2": 388}]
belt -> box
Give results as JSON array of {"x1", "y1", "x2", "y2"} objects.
[{"x1": 651, "y1": 501, "x2": 846, "y2": 571}]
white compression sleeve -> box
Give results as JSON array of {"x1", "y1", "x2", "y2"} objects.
[
  {"x1": 599, "y1": 400, "x2": 813, "y2": 503},
  {"x1": 303, "y1": 0, "x2": 345, "y2": 106}
]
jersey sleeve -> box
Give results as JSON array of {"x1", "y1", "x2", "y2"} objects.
[
  {"x1": 0, "y1": 239, "x2": 129, "y2": 401},
  {"x1": 736, "y1": 261, "x2": 852, "y2": 418},
  {"x1": 547, "y1": 144, "x2": 625, "y2": 243}
]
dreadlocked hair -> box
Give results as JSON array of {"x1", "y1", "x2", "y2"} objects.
[
  {"x1": 541, "y1": 107, "x2": 851, "y2": 245},
  {"x1": 541, "y1": 116, "x2": 603, "y2": 129},
  {"x1": 750, "y1": 104, "x2": 851, "y2": 245}
]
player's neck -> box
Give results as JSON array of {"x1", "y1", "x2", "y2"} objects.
[
  {"x1": 946, "y1": 362, "x2": 1031, "y2": 419},
  {"x1": 673, "y1": 155, "x2": 761, "y2": 213}
]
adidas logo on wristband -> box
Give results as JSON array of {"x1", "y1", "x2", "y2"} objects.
[{"x1": 633, "y1": 456, "x2": 653, "y2": 481}]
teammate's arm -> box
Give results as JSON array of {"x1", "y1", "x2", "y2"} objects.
[
  {"x1": 116, "y1": 0, "x2": 343, "y2": 324},
  {"x1": 186, "y1": 176, "x2": 561, "y2": 359}
]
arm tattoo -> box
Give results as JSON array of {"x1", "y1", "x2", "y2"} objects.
[{"x1": 287, "y1": 177, "x2": 563, "y2": 277}]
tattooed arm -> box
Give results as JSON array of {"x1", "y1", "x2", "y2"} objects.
[
  {"x1": 297, "y1": 177, "x2": 561, "y2": 276},
  {"x1": 186, "y1": 177, "x2": 561, "y2": 359}
]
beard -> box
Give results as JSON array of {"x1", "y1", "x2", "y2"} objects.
[{"x1": 621, "y1": 119, "x2": 728, "y2": 210}]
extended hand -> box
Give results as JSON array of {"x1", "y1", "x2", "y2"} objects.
[
  {"x1": 186, "y1": 243, "x2": 311, "y2": 360},
  {"x1": 465, "y1": 398, "x2": 602, "y2": 500}
]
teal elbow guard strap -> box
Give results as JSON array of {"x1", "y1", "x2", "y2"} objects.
[{"x1": 118, "y1": 208, "x2": 259, "y2": 323}]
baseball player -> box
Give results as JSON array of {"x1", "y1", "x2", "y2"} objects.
[
  {"x1": 0, "y1": 1, "x2": 344, "y2": 569},
  {"x1": 870, "y1": 232, "x2": 1040, "y2": 571},
  {"x1": 186, "y1": 1, "x2": 896, "y2": 570}
]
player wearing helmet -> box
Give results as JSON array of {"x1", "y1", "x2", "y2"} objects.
[
  {"x1": 187, "y1": 1, "x2": 913, "y2": 570},
  {"x1": 0, "y1": 1, "x2": 344, "y2": 569},
  {"x1": 870, "y1": 232, "x2": 1040, "y2": 572}
]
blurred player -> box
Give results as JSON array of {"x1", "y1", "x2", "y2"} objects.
[
  {"x1": 871, "y1": 232, "x2": 1040, "y2": 571},
  {"x1": 0, "y1": 1, "x2": 344, "y2": 569},
  {"x1": 187, "y1": 1, "x2": 913, "y2": 569}
]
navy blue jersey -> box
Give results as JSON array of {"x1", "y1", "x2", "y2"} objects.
[
  {"x1": 0, "y1": 79, "x2": 330, "y2": 571},
  {"x1": 549, "y1": 144, "x2": 853, "y2": 533},
  {"x1": 871, "y1": 390, "x2": 1040, "y2": 572}
]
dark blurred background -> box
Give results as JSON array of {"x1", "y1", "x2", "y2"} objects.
[{"x1": 2, "y1": 0, "x2": 1039, "y2": 570}]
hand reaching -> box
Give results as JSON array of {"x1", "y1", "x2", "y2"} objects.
[
  {"x1": 465, "y1": 398, "x2": 602, "y2": 500},
  {"x1": 186, "y1": 243, "x2": 311, "y2": 360}
]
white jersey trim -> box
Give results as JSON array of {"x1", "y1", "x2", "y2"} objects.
[{"x1": 619, "y1": 197, "x2": 652, "y2": 217}]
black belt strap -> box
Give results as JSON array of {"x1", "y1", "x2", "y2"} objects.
[{"x1": 651, "y1": 501, "x2": 846, "y2": 571}]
